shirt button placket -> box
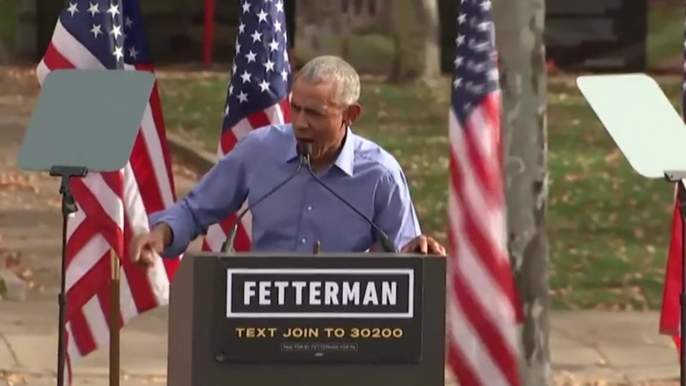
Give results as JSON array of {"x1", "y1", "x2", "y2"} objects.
[{"x1": 301, "y1": 205, "x2": 312, "y2": 244}]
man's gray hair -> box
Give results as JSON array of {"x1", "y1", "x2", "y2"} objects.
[{"x1": 296, "y1": 55, "x2": 360, "y2": 106}]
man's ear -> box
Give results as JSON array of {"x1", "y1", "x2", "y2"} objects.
[{"x1": 344, "y1": 103, "x2": 362, "y2": 125}]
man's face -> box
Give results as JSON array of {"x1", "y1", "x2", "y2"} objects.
[{"x1": 290, "y1": 77, "x2": 359, "y2": 159}]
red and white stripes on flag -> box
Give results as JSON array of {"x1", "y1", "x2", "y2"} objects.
[
  {"x1": 200, "y1": 101, "x2": 291, "y2": 253},
  {"x1": 36, "y1": 9, "x2": 180, "y2": 383},
  {"x1": 201, "y1": 0, "x2": 293, "y2": 253},
  {"x1": 660, "y1": 184, "x2": 685, "y2": 352},
  {"x1": 446, "y1": 1, "x2": 522, "y2": 384},
  {"x1": 446, "y1": 92, "x2": 521, "y2": 386}
]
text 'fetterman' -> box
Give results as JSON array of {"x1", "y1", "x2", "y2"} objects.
[
  {"x1": 243, "y1": 280, "x2": 398, "y2": 306},
  {"x1": 226, "y1": 270, "x2": 414, "y2": 316}
]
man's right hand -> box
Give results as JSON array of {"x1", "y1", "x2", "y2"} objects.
[{"x1": 129, "y1": 224, "x2": 172, "y2": 267}]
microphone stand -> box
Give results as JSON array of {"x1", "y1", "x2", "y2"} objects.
[
  {"x1": 50, "y1": 166, "x2": 88, "y2": 386},
  {"x1": 219, "y1": 142, "x2": 397, "y2": 255},
  {"x1": 299, "y1": 144, "x2": 397, "y2": 253},
  {"x1": 220, "y1": 149, "x2": 308, "y2": 253},
  {"x1": 664, "y1": 170, "x2": 686, "y2": 386}
]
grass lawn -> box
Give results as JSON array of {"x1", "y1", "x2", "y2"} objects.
[
  {"x1": 0, "y1": 0, "x2": 20, "y2": 54},
  {"x1": 546, "y1": 79, "x2": 682, "y2": 310},
  {"x1": 156, "y1": 72, "x2": 684, "y2": 311},
  {"x1": 647, "y1": 1, "x2": 685, "y2": 68}
]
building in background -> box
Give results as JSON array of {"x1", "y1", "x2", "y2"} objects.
[
  {"x1": 13, "y1": 0, "x2": 654, "y2": 74},
  {"x1": 14, "y1": 0, "x2": 454, "y2": 75},
  {"x1": 16, "y1": 0, "x2": 298, "y2": 65},
  {"x1": 545, "y1": 0, "x2": 648, "y2": 72}
]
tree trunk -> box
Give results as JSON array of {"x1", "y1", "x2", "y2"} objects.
[
  {"x1": 493, "y1": 0, "x2": 551, "y2": 384},
  {"x1": 339, "y1": 9, "x2": 351, "y2": 61},
  {"x1": 388, "y1": 0, "x2": 441, "y2": 83}
]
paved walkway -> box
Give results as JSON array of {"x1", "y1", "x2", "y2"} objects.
[{"x1": 0, "y1": 299, "x2": 681, "y2": 385}]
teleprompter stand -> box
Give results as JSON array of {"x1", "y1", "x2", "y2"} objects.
[
  {"x1": 17, "y1": 69, "x2": 156, "y2": 386},
  {"x1": 576, "y1": 73, "x2": 686, "y2": 386},
  {"x1": 664, "y1": 171, "x2": 686, "y2": 386},
  {"x1": 52, "y1": 165, "x2": 87, "y2": 386}
]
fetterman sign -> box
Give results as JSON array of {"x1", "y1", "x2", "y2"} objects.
[{"x1": 212, "y1": 262, "x2": 423, "y2": 363}]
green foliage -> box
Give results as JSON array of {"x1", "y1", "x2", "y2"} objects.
[
  {"x1": 295, "y1": 34, "x2": 395, "y2": 75},
  {"x1": 647, "y1": 1, "x2": 685, "y2": 68},
  {"x1": 0, "y1": 0, "x2": 20, "y2": 54},
  {"x1": 157, "y1": 73, "x2": 684, "y2": 311}
]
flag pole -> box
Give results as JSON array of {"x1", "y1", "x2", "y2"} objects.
[
  {"x1": 109, "y1": 248, "x2": 121, "y2": 386},
  {"x1": 662, "y1": 172, "x2": 686, "y2": 386},
  {"x1": 679, "y1": 181, "x2": 686, "y2": 386},
  {"x1": 203, "y1": 0, "x2": 215, "y2": 68},
  {"x1": 681, "y1": 186, "x2": 686, "y2": 386}
]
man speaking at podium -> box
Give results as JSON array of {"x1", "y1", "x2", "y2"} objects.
[{"x1": 130, "y1": 56, "x2": 446, "y2": 266}]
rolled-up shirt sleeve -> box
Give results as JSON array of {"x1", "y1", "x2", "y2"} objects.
[
  {"x1": 372, "y1": 167, "x2": 422, "y2": 252},
  {"x1": 149, "y1": 137, "x2": 252, "y2": 257}
]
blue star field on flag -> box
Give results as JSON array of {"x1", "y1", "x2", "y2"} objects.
[
  {"x1": 59, "y1": 0, "x2": 151, "y2": 69},
  {"x1": 452, "y1": 0, "x2": 499, "y2": 123},
  {"x1": 223, "y1": 0, "x2": 292, "y2": 131}
]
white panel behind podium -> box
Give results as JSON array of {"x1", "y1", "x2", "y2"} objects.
[{"x1": 167, "y1": 252, "x2": 446, "y2": 386}]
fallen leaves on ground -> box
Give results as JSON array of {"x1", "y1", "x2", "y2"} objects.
[
  {"x1": 145, "y1": 375, "x2": 166, "y2": 384},
  {"x1": 0, "y1": 66, "x2": 40, "y2": 103},
  {"x1": 0, "y1": 172, "x2": 39, "y2": 193},
  {"x1": 4, "y1": 251, "x2": 34, "y2": 285},
  {"x1": 0, "y1": 370, "x2": 679, "y2": 386},
  {"x1": 171, "y1": 159, "x2": 200, "y2": 181},
  {"x1": 0, "y1": 371, "x2": 28, "y2": 386},
  {"x1": 553, "y1": 371, "x2": 679, "y2": 385},
  {"x1": 1, "y1": 250, "x2": 38, "y2": 292},
  {"x1": 605, "y1": 382, "x2": 678, "y2": 386},
  {"x1": 154, "y1": 68, "x2": 229, "y2": 80},
  {"x1": 566, "y1": 382, "x2": 679, "y2": 386}
]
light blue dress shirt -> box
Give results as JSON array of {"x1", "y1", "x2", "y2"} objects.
[{"x1": 150, "y1": 124, "x2": 422, "y2": 256}]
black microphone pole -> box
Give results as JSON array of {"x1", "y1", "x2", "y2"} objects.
[
  {"x1": 220, "y1": 144, "x2": 309, "y2": 253},
  {"x1": 298, "y1": 143, "x2": 397, "y2": 253}
]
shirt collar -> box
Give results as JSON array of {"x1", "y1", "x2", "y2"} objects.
[
  {"x1": 334, "y1": 128, "x2": 355, "y2": 176},
  {"x1": 283, "y1": 126, "x2": 356, "y2": 177}
]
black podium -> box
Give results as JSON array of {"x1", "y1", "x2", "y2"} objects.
[{"x1": 167, "y1": 252, "x2": 447, "y2": 386}]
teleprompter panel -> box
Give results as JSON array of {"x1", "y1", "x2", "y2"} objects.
[{"x1": 211, "y1": 256, "x2": 424, "y2": 364}]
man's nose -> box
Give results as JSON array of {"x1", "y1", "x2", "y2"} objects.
[{"x1": 292, "y1": 108, "x2": 308, "y2": 127}]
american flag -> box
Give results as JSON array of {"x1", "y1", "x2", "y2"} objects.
[
  {"x1": 446, "y1": 1, "x2": 522, "y2": 385},
  {"x1": 201, "y1": 0, "x2": 292, "y2": 252},
  {"x1": 659, "y1": 3, "x2": 686, "y2": 355},
  {"x1": 36, "y1": 0, "x2": 180, "y2": 382}
]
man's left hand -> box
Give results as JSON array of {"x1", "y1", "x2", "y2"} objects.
[{"x1": 401, "y1": 235, "x2": 446, "y2": 255}]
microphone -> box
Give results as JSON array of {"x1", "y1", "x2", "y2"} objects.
[
  {"x1": 298, "y1": 143, "x2": 398, "y2": 253},
  {"x1": 220, "y1": 144, "x2": 309, "y2": 253}
]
